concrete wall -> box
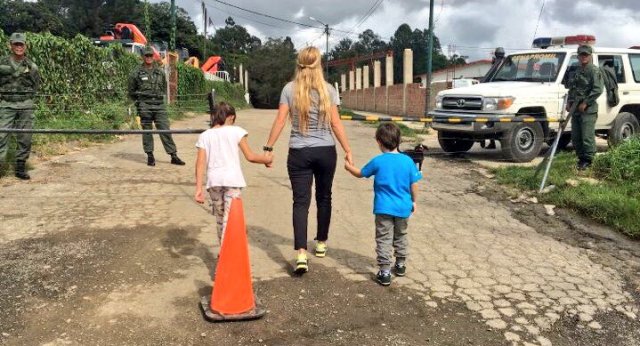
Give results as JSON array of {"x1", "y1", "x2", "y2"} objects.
[
  {"x1": 340, "y1": 48, "x2": 447, "y2": 117},
  {"x1": 341, "y1": 83, "x2": 447, "y2": 117}
]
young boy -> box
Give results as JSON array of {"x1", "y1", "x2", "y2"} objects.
[{"x1": 344, "y1": 122, "x2": 422, "y2": 286}]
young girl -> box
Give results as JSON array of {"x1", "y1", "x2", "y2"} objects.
[{"x1": 194, "y1": 102, "x2": 273, "y2": 245}]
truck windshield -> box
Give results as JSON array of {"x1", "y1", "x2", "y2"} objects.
[{"x1": 490, "y1": 52, "x2": 566, "y2": 83}]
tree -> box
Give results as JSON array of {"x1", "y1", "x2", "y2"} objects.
[
  {"x1": 248, "y1": 37, "x2": 296, "y2": 108},
  {"x1": 0, "y1": 0, "x2": 70, "y2": 37},
  {"x1": 390, "y1": 23, "x2": 448, "y2": 84},
  {"x1": 353, "y1": 29, "x2": 387, "y2": 55},
  {"x1": 211, "y1": 17, "x2": 261, "y2": 56}
]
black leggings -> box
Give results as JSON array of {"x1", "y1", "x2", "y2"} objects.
[{"x1": 287, "y1": 146, "x2": 337, "y2": 250}]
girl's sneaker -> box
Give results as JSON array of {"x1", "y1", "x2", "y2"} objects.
[
  {"x1": 314, "y1": 242, "x2": 327, "y2": 258},
  {"x1": 376, "y1": 270, "x2": 392, "y2": 286},
  {"x1": 295, "y1": 253, "x2": 308, "y2": 274}
]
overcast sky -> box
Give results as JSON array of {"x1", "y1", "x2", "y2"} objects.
[{"x1": 164, "y1": 0, "x2": 640, "y2": 61}]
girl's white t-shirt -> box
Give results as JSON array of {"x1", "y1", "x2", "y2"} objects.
[{"x1": 195, "y1": 125, "x2": 248, "y2": 188}]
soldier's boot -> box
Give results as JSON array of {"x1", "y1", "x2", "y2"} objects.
[
  {"x1": 15, "y1": 160, "x2": 30, "y2": 180},
  {"x1": 146, "y1": 152, "x2": 156, "y2": 166},
  {"x1": 170, "y1": 153, "x2": 185, "y2": 166}
]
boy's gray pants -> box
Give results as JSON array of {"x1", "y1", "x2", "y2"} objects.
[{"x1": 375, "y1": 214, "x2": 409, "y2": 271}]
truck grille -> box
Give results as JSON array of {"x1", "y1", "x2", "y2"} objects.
[{"x1": 442, "y1": 97, "x2": 483, "y2": 111}]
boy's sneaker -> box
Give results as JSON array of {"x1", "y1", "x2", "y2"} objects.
[
  {"x1": 376, "y1": 270, "x2": 392, "y2": 286},
  {"x1": 314, "y1": 242, "x2": 327, "y2": 258},
  {"x1": 294, "y1": 253, "x2": 308, "y2": 274},
  {"x1": 394, "y1": 263, "x2": 406, "y2": 277}
]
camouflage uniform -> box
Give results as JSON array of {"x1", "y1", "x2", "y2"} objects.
[
  {"x1": 128, "y1": 48, "x2": 183, "y2": 165},
  {"x1": 0, "y1": 33, "x2": 41, "y2": 179},
  {"x1": 567, "y1": 45, "x2": 604, "y2": 166}
]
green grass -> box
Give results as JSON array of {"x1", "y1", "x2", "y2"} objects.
[{"x1": 493, "y1": 140, "x2": 640, "y2": 237}]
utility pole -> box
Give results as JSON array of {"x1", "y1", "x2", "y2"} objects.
[
  {"x1": 425, "y1": 0, "x2": 435, "y2": 114},
  {"x1": 202, "y1": 1, "x2": 207, "y2": 58},
  {"x1": 170, "y1": 0, "x2": 176, "y2": 51},
  {"x1": 325, "y1": 24, "x2": 329, "y2": 78},
  {"x1": 310, "y1": 17, "x2": 330, "y2": 78}
]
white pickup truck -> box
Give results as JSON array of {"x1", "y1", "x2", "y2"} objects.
[{"x1": 429, "y1": 37, "x2": 640, "y2": 162}]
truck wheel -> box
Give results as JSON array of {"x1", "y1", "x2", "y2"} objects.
[
  {"x1": 608, "y1": 112, "x2": 639, "y2": 146},
  {"x1": 437, "y1": 131, "x2": 474, "y2": 153},
  {"x1": 500, "y1": 122, "x2": 544, "y2": 162}
]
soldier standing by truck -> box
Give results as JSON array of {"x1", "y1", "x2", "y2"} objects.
[
  {"x1": 128, "y1": 46, "x2": 185, "y2": 167},
  {"x1": 566, "y1": 45, "x2": 604, "y2": 170},
  {"x1": 0, "y1": 32, "x2": 41, "y2": 180}
]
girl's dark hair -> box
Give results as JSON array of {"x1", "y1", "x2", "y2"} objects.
[
  {"x1": 210, "y1": 102, "x2": 236, "y2": 126},
  {"x1": 375, "y1": 122, "x2": 401, "y2": 150}
]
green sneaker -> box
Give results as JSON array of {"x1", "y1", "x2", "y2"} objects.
[
  {"x1": 314, "y1": 242, "x2": 327, "y2": 258},
  {"x1": 394, "y1": 263, "x2": 406, "y2": 277},
  {"x1": 376, "y1": 270, "x2": 392, "y2": 286},
  {"x1": 295, "y1": 253, "x2": 308, "y2": 274}
]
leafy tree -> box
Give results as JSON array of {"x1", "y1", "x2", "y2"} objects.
[
  {"x1": 353, "y1": 29, "x2": 387, "y2": 55},
  {"x1": 248, "y1": 37, "x2": 295, "y2": 108},
  {"x1": 390, "y1": 23, "x2": 448, "y2": 83},
  {"x1": 146, "y1": 2, "x2": 198, "y2": 51},
  {"x1": 211, "y1": 17, "x2": 262, "y2": 56},
  {"x1": 0, "y1": 0, "x2": 70, "y2": 37}
]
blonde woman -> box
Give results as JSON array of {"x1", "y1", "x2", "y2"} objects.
[{"x1": 264, "y1": 46, "x2": 353, "y2": 274}]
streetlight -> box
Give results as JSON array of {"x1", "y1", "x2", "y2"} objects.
[{"x1": 309, "y1": 16, "x2": 330, "y2": 78}]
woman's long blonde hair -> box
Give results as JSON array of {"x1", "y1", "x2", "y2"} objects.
[{"x1": 292, "y1": 46, "x2": 332, "y2": 134}]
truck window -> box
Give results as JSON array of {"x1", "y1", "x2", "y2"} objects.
[
  {"x1": 629, "y1": 54, "x2": 640, "y2": 83},
  {"x1": 598, "y1": 55, "x2": 625, "y2": 83},
  {"x1": 561, "y1": 55, "x2": 579, "y2": 86},
  {"x1": 491, "y1": 52, "x2": 566, "y2": 83}
]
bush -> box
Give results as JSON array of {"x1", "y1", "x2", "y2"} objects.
[
  {"x1": 177, "y1": 63, "x2": 247, "y2": 109},
  {"x1": 592, "y1": 137, "x2": 640, "y2": 183}
]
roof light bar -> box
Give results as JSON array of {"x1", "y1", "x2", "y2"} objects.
[{"x1": 532, "y1": 35, "x2": 596, "y2": 49}]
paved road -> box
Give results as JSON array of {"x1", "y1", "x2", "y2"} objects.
[{"x1": 1, "y1": 109, "x2": 638, "y2": 346}]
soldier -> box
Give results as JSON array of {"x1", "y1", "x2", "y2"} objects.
[
  {"x1": 0, "y1": 32, "x2": 41, "y2": 180},
  {"x1": 128, "y1": 46, "x2": 185, "y2": 166},
  {"x1": 566, "y1": 45, "x2": 604, "y2": 170}
]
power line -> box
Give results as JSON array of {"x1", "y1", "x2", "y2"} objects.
[
  {"x1": 343, "y1": 0, "x2": 385, "y2": 37},
  {"x1": 208, "y1": 3, "x2": 295, "y2": 31},
  {"x1": 206, "y1": 0, "x2": 320, "y2": 29}
]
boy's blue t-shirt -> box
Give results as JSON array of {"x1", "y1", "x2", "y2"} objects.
[{"x1": 361, "y1": 152, "x2": 422, "y2": 218}]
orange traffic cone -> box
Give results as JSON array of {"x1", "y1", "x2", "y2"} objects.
[{"x1": 200, "y1": 198, "x2": 266, "y2": 322}]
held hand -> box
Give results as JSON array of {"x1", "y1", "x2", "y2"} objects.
[
  {"x1": 263, "y1": 151, "x2": 274, "y2": 168},
  {"x1": 345, "y1": 151, "x2": 354, "y2": 166},
  {"x1": 195, "y1": 189, "x2": 205, "y2": 204},
  {"x1": 264, "y1": 151, "x2": 274, "y2": 167},
  {"x1": 578, "y1": 102, "x2": 587, "y2": 113}
]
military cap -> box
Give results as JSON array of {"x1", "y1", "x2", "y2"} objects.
[
  {"x1": 9, "y1": 32, "x2": 26, "y2": 44},
  {"x1": 577, "y1": 45, "x2": 593, "y2": 55},
  {"x1": 143, "y1": 46, "x2": 154, "y2": 56}
]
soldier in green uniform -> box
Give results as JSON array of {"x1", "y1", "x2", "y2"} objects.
[
  {"x1": 0, "y1": 32, "x2": 41, "y2": 180},
  {"x1": 566, "y1": 45, "x2": 604, "y2": 170},
  {"x1": 128, "y1": 46, "x2": 185, "y2": 166}
]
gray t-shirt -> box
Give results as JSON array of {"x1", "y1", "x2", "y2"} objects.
[{"x1": 279, "y1": 81, "x2": 340, "y2": 148}]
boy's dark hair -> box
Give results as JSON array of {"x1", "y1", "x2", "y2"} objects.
[
  {"x1": 210, "y1": 102, "x2": 236, "y2": 126},
  {"x1": 375, "y1": 122, "x2": 401, "y2": 150}
]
